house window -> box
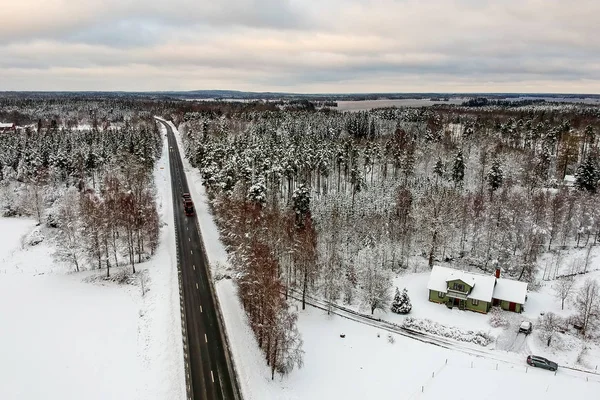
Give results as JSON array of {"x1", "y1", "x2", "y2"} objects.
[
  {"x1": 472, "y1": 299, "x2": 479, "y2": 306},
  {"x1": 438, "y1": 292, "x2": 445, "y2": 299},
  {"x1": 453, "y1": 282, "x2": 465, "y2": 292}
]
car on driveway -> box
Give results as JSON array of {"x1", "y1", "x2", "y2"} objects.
[
  {"x1": 519, "y1": 321, "x2": 532, "y2": 335},
  {"x1": 526, "y1": 355, "x2": 558, "y2": 371}
]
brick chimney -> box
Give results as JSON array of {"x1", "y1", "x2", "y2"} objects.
[{"x1": 495, "y1": 268, "x2": 501, "y2": 279}]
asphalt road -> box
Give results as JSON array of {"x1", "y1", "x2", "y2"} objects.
[{"x1": 159, "y1": 119, "x2": 240, "y2": 400}]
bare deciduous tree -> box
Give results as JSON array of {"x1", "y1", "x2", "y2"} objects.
[
  {"x1": 55, "y1": 188, "x2": 84, "y2": 272},
  {"x1": 538, "y1": 312, "x2": 561, "y2": 346},
  {"x1": 575, "y1": 279, "x2": 600, "y2": 336},
  {"x1": 555, "y1": 276, "x2": 575, "y2": 310}
]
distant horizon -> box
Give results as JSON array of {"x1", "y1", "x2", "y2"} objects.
[{"x1": 1, "y1": 89, "x2": 599, "y2": 97}]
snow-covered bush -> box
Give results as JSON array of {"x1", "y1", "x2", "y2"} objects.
[
  {"x1": 23, "y1": 227, "x2": 44, "y2": 247},
  {"x1": 403, "y1": 317, "x2": 493, "y2": 346},
  {"x1": 488, "y1": 307, "x2": 510, "y2": 328},
  {"x1": 390, "y1": 287, "x2": 412, "y2": 314}
]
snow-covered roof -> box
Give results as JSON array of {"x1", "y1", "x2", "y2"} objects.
[
  {"x1": 469, "y1": 274, "x2": 496, "y2": 303},
  {"x1": 426, "y1": 266, "x2": 496, "y2": 302},
  {"x1": 445, "y1": 271, "x2": 476, "y2": 288},
  {"x1": 493, "y1": 278, "x2": 528, "y2": 304},
  {"x1": 427, "y1": 265, "x2": 451, "y2": 293}
]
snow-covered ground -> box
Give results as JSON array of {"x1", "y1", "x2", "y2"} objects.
[
  {"x1": 0, "y1": 131, "x2": 185, "y2": 400},
  {"x1": 379, "y1": 258, "x2": 600, "y2": 372},
  {"x1": 168, "y1": 118, "x2": 600, "y2": 400}
]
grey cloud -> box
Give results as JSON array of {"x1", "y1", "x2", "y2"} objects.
[{"x1": 1, "y1": 0, "x2": 600, "y2": 92}]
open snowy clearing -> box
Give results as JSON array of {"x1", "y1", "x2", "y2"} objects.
[
  {"x1": 166, "y1": 118, "x2": 599, "y2": 399},
  {"x1": 0, "y1": 131, "x2": 184, "y2": 400}
]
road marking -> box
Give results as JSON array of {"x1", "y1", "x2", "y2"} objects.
[
  {"x1": 190, "y1": 250, "x2": 193, "y2": 255},
  {"x1": 200, "y1": 305, "x2": 203, "y2": 313},
  {"x1": 211, "y1": 371, "x2": 214, "y2": 383},
  {"x1": 205, "y1": 334, "x2": 208, "y2": 343},
  {"x1": 193, "y1": 265, "x2": 196, "y2": 270},
  {"x1": 188, "y1": 238, "x2": 190, "y2": 242},
  {"x1": 196, "y1": 283, "x2": 199, "y2": 289}
]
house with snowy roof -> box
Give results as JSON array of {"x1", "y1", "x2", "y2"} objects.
[
  {"x1": 427, "y1": 265, "x2": 528, "y2": 313},
  {"x1": 0, "y1": 122, "x2": 16, "y2": 133}
]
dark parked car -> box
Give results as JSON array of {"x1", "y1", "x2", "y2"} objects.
[{"x1": 526, "y1": 355, "x2": 558, "y2": 371}]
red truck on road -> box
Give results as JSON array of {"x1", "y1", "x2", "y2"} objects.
[{"x1": 182, "y1": 193, "x2": 195, "y2": 216}]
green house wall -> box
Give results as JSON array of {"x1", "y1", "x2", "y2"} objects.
[
  {"x1": 429, "y1": 292, "x2": 523, "y2": 314},
  {"x1": 429, "y1": 290, "x2": 447, "y2": 303},
  {"x1": 498, "y1": 300, "x2": 522, "y2": 313},
  {"x1": 428, "y1": 290, "x2": 491, "y2": 313},
  {"x1": 464, "y1": 298, "x2": 490, "y2": 313}
]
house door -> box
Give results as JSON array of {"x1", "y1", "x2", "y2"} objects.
[
  {"x1": 453, "y1": 298, "x2": 460, "y2": 307},
  {"x1": 509, "y1": 302, "x2": 516, "y2": 312}
]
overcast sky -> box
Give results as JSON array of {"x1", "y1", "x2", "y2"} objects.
[{"x1": 1, "y1": 0, "x2": 599, "y2": 93}]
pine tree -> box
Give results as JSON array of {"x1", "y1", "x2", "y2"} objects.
[
  {"x1": 487, "y1": 158, "x2": 503, "y2": 197},
  {"x1": 451, "y1": 151, "x2": 465, "y2": 187},
  {"x1": 575, "y1": 156, "x2": 599, "y2": 193},
  {"x1": 535, "y1": 146, "x2": 551, "y2": 183},
  {"x1": 292, "y1": 184, "x2": 311, "y2": 227},
  {"x1": 433, "y1": 158, "x2": 444, "y2": 180},
  {"x1": 391, "y1": 287, "x2": 412, "y2": 314},
  {"x1": 247, "y1": 180, "x2": 267, "y2": 207},
  {"x1": 390, "y1": 287, "x2": 402, "y2": 313}
]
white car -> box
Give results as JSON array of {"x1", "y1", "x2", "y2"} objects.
[{"x1": 519, "y1": 321, "x2": 532, "y2": 335}]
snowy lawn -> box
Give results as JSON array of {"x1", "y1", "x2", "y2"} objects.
[
  {"x1": 389, "y1": 272, "x2": 499, "y2": 334},
  {"x1": 0, "y1": 130, "x2": 185, "y2": 400},
  {"x1": 414, "y1": 359, "x2": 599, "y2": 400},
  {"x1": 0, "y1": 273, "x2": 141, "y2": 399}
]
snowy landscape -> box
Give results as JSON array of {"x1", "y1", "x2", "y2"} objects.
[
  {"x1": 1, "y1": 95, "x2": 600, "y2": 400},
  {"x1": 4, "y1": 1, "x2": 600, "y2": 398},
  {"x1": 0, "y1": 114, "x2": 185, "y2": 400}
]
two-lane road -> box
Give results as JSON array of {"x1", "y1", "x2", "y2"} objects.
[{"x1": 159, "y1": 119, "x2": 241, "y2": 400}]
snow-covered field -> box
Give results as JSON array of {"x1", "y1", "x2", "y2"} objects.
[
  {"x1": 0, "y1": 131, "x2": 184, "y2": 400},
  {"x1": 169, "y1": 119, "x2": 600, "y2": 400}
]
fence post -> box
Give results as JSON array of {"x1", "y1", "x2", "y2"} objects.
[
  {"x1": 496, "y1": 363, "x2": 498, "y2": 370},
  {"x1": 445, "y1": 359, "x2": 448, "y2": 365},
  {"x1": 432, "y1": 372, "x2": 435, "y2": 378},
  {"x1": 471, "y1": 361, "x2": 473, "y2": 368},
  {"x1": 526, "y1": 367, "x2": 528, "y2": 373},
  {"x1": 422, "y1": 386, "x2": 424, "y2": 393}
]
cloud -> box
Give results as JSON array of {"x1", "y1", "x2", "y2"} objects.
[{"x1": 1, "y1": 0, "x2": 600, "y2": 92}]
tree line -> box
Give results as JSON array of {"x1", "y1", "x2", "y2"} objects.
[{"x1": 0, "y1": 112, "x2": 163, "y2": 276}]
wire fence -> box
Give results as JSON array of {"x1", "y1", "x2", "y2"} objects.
[{"x1": 407, "y1": 357, "x2": 600, "y2": 399}]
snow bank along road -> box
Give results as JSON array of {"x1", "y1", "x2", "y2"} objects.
[{"x1": 159, "y1": 119, "x2": 241, "y2": 400}]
